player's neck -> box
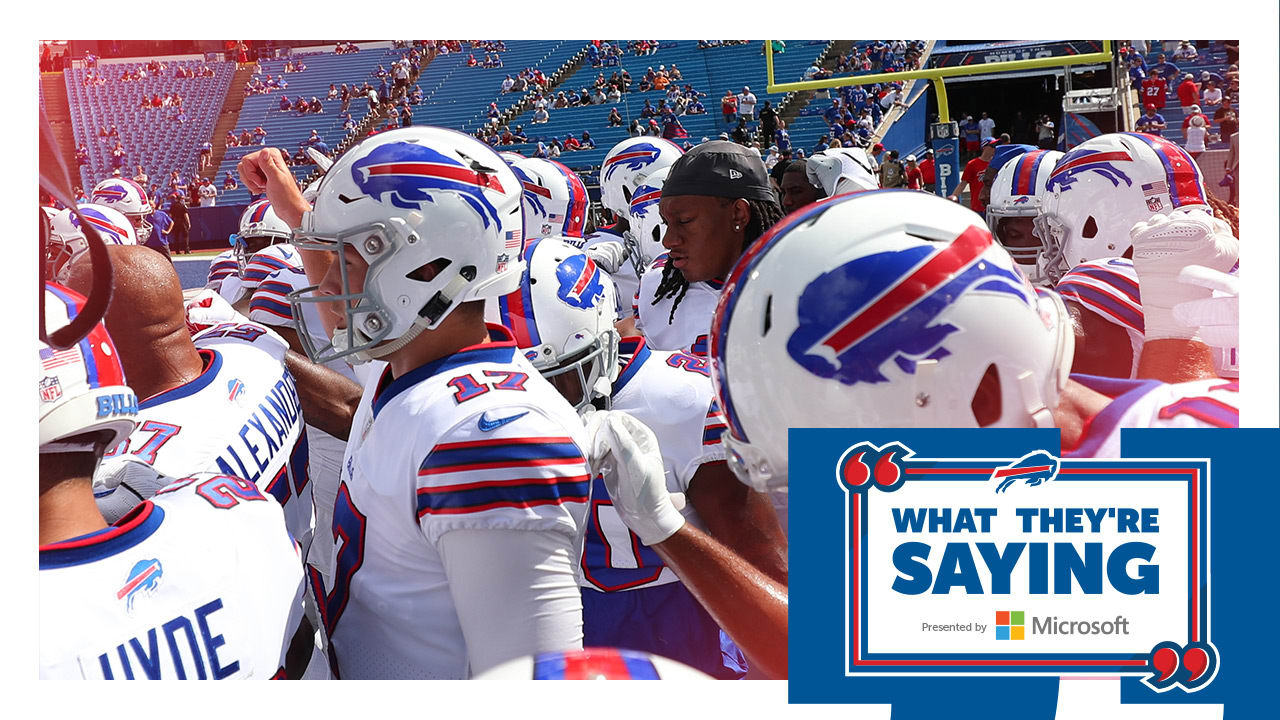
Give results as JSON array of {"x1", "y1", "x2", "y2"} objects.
[
  {"x1": 386, "y1": 313, "x2": 490, "y2": 379},
  {"x1": 124, "y1": 333, "x2": 207, "y2": 402},
  {"x1": 1052, "y1": 379, "x2": 1114, "y2": 450},
  {"x1": 39, "y1": 477, "x2": 108, "y2": 546}
]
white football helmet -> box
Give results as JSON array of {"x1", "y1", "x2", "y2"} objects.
[
  {"x1": 233, "y1": 199, "x2": 294, "y2": 275},
  {"x1": 626, "y1": 165, "x2": 671, "y2": 272},
  {"x1": 91, "y1": 178, "x2": 154, "y2": 242},
  {"x1": 494, "y1": 237, "x2": 620, "y2": 412},
  {"x1": 599, "y1": 137, "x2": 683, "y2": 218},
  {"x1": 1034, "y1": 132, "x2": 1210, "y2": 284},
  {"x1": 711, "y1": 190, "x2": 1073, "y2": 492},
  {"x1": 986, "y1": 149, "x2": 1062, "y2": 283},
  {"x1": 40, "y1": 284, "x2": 138, "y2": 453},
  {"x1": 806, "y1": 147, "x2": 879, "y2": 196},
  {"x1": 498, "y1": 151, "x2": 526, "y2": 165},
  {"x1": 290, "y1": 125, "x2": 525, "y2": 364},
  {"x1": 510, "y1": 157, "x2": 589, "y2": 239},
  {"x1": 49, "y1": 204, "x2": 138, "y2": 284}
]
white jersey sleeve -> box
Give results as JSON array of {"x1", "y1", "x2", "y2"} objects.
[
  {"x1": 241, "y1": 243, "x2": 303, "y2": 294},
  {"x1": 1066, "y1": 375, "x2": 1240, "y2": 458},
  {"x1": 41, "y1": 467, "x2": 305, "y2": 679},
  {"x1": 206, "y1": 250, "x2": 238, "y2": 287},
  {"x1": 635, "y1": 253, "x2": 719, "y2": 356}
]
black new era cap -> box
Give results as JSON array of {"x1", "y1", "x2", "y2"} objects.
[{"x1": 662, "y1": 141, "x2": 775, "y2": 202}]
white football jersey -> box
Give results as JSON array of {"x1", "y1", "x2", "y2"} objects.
[
  {"x1": 323, "y1": 328, "x2": 589, "y2": 679},
  {"x1": 1066, "y1": 375, "x2": 1240, "y2": 458},
  {"x1": 242, "y1": 243, "x2": 303, "y2": 295},
  {"x1": 634, "y1": 253, "x2": 720, "y2": 356},
  {"x1": 248, "y1": 265, "x2": 354, "y2": 584},
  {"x1": 95, "y1": 321, "x2": 311, "y2": 549},
  {"x1": 206, "y1": 250, "x2": 238, "y2": 287},
  {"x1": 581, "y1": 227, "x2": 638, "y2": 320},
  {"x1": 40, "y1": 470, "x2": 305, "y2": 679},
  {"x1": 580, "y1": 337, "x2": 728, "y2": 592}
]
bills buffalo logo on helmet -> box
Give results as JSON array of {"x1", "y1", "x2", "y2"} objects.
[
  {"x1": 629, "y1": 184, "x2": 662, "y2": 219},
  {"x1": 554, "y1": 254, "x2": 605, "y2": 310},
  {"x1": 118, "y1": 558, "x2": 164, "y2": 613},
  {"x1": 1012, "y1": 196, "x2": 1031, "y2": 205},
  {"x1": 70, "y1": 209, "x2": 132, "y2": 244},
  {"x1": 1045, "y1": 148, "x2": 1134, "y2": 192},
  {"x1": 786, "y1": 227, "x2": 1028, "y2": 386},
  {"x1": 511, "y1": 165, "x2": 551, "y2": 218},
  {"x1": 351, "y1": 142, "x2": 506, "y2": 227},
  {"x1": 990, "y1": 450, "x2": 1059, "y2": 493},
  {"x1": 603, "y1": 142, "x2": 664, "y2": 182},
  {"x1": 93, "y1": 184, "x2": 131, "y2": 203}
]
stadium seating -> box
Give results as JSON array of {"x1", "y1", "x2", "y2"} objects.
[
  {"x1": 63, "y1": 60, "x2": 235, "y2": 194},
  {"x1": 1134, "y1": 42, "x2": 1235, "y2": 150},
  {"x1": 491, "y1": 41, "x2": 828, "y2": 184},
  {"x1": 215, "y1": 48, "x2": 404, "y2": 205}
]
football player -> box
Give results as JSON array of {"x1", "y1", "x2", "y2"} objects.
[
  {"x1": 494, "y1": 237, "x2": 787, "y2": 678},
  {"x1": 238, "y1": 127, "x2": 592, "y2": 679},
  {"x1": 779, "y1": 160, "x2": 824, "y2": 214},
  {"x1": 984, "y1": 147, "x2": 1062, "y2": 283},
  {"x1": 45, "y1": 204, "x2": 137, "y2": 283},
  {"x1": 39, "y1": 284, "x2": 309, "y2": 679},
  {"x1": 509, "y1": 156, "x2": 589, "y2": 241},
  {"x1": 1035, "y1": 132, "x2": 1237, "y2": 383},
  {"x1": 90, "y1": 177, "x2": 153, "y2": 243},
  {"x1": 641, "y1": 141, "x2": 784, "y2": 358},
  {"x1": 212, "y1": 199, "x2": 303, "y2": 305},
  {"x1": 804, "y1": 146, "x2": 879, "y2": 198},
  {"x1": 64, "y1": 246, "x2": 313, "y2": 550}
]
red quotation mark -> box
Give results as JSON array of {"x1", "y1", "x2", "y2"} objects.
[
  {"x1": 1146, "y1": 641, "x2": 1218, "y2": 692},
  {"x1": 837, "y1": 442, "x2": 910, "y2": 491}
]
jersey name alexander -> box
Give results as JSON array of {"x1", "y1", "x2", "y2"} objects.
[{"x1": 212, "y1": 365, "x2": 302, "y2": 484}]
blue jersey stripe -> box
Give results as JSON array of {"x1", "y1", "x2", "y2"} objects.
[
  {"x1": 419, "y1": 441, "x2": 584, "y2": 473},
  {"x1": 416, "y1": 477, "x2": 589, "y2": 516}
]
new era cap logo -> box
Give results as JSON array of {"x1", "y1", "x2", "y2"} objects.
[{"x1": 729, "y1": 169, "x2": 743, "y2": 179}]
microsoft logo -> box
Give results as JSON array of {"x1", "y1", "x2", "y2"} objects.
[{"x1": 996, "y1": 611, "x2": 1025, "y2": 640}]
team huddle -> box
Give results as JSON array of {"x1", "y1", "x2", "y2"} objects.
[{"x1": 39, "y1": 121, "x2": 1239, "y2": 680}]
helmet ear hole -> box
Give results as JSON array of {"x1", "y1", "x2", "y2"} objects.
[
  {"x1": 622, "y1": 186, "x2": 633, "y2": 204},
  {"x1": 407, "y1": 257, "x2": 451, "y2": 283},
  {"x1": 971, "y1": 363, "x2": 1002, "y2": 428},
  {"x1": 1082, "y1": 216, "x2": 1098, "y2": 239}
]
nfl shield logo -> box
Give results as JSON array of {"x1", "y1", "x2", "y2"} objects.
[
  {"x1": 40, "y1": 376, "x2": 62, "y2": 403},
  {"x1": 1146, "y1": 196, "x2": 1163, "y2": 212}
]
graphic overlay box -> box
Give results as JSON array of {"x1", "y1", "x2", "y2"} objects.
[{"x1": 788, "y1": 429, "x2": 1276, "y2": 717}]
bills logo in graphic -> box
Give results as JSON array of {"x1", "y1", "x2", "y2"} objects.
[
  {"x1": 990, "y1": 450, "x2": 1059, "y2": 493},
  {"x1": 227, "y1": 378, "x2": 245, "y2": 404},
  {"x1": 351, "y1": 141, "x2": 505, "y2": 227},
  {"x1": 40, "y1": 376, "x2": 63, "y2": 403},
  {"x1": 118, "y1": 558, "x2": 164, "y2": 613},
  {"x1": 1012, "y1": 196, "x2": 1030, "y2": 205},
  {"x1": 786, "y1": 227, "x2": 1027, "y2": 386}
]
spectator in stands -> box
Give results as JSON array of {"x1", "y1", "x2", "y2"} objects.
[
  {"x1": 1141, "y1": 72, "x2": 1169, "y2": 111},
  {"x1": 534, "y1": 141, "x2": 548, "y2": 159},
  {"x1": 640, "y1": 99, "x2": 657, "y2": 118},
  {"x1": 223, "y1": 172, "x2": 237, "y2": 191},
  {"x1": 511, "y1": 125, "x2": 528, "y2": 143},
  {"x1": 532, "y1": 106, "x2": 550, "y2": 124},
  {"x1": 628, "y1": 118, "x2": 643, "y2": 137},
  {"x1": 1176, "y1": 73, "x2": 1199, "y2": 107},
  {"x1": 75, "y1": 144, "x2": 89, "y2": 166},
  {"x1": 732, "y1": 117, "x2": 751, "y2": 145},
  {"x1": 1136, "y1": 104, "x2": 1167, "y2": 136},
  {"x1": 1035, "y1": 114, "x2": 1056, "y2": 150},
  {"x1": 310, "y1": 96, "x2": 323, "y2": 114},
  {"x1": 607, "y1": 108, "x2": 624, "y2": 127},
  {"x1": 647, "y1": 118, "x2": 662, "y2": 137},
  {"x1": 722, "y1": 90, "x2": 738, "y2": 124},
  {"x1": 239, "y1": 129, "x2": 254, "y2": 146},
  {"x1": 1183, "y1": 114, "x2": 1210, "y2": 159},
  {"x1": 592, "y1": 86, "x2": 607, "y2": 104},
  {"x1": 1215, "y1": 101, "x2": 1238, "y2": 140},
  {"x1": 758, "y1": 100, "x2": 779, "y2": 142},
  {"x1": 1171, "y1": 41, "x2": 1198, "y2": 62},
  {"x1": 1127, "y1": 55, "x2": 1147, "y2": 84},
  {"x1": 737, "y1": 86, "x2": 757, "y2": 121},
  {"x1": 949, "y1": 137, "x2": 999, "y2": 213},
  {"x1": 661, "y1": 112, "x2": 688, "y2": 140},
  {"x1": 774, "y1": 120, "x2": 791, "y2": 153},
  {"x1": 564, "y1": 134, "x2": 581, "y2": 151},
  {"x1": 580, "y1": 131, "x2": 595, "y2": 149},
  {"x1": 1201, "y1": 80, "x2": 1223, "y2": 113},
  {"x1": 904, "y1": 155, "x2": 923, "y2": 190},
  {"x1": 110, "y1": 145, "x2": 126, "y2": 171},
  {"x1": 198, "y1": 177, "x2": 217, "y2": 207},
  {"x1": 279, "y1": 94, "x2": 291, "y2": 112},
  {"x1": 1182, "y1": 104, "x2": 1211, "y2": 134}
]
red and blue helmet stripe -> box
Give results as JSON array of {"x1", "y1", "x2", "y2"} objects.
[
  {"x1": 531, "y1": 648, "x2": 662, "y2": 680},
  {"x1": 1011, "y1": 149, "x2": 1054, "y2": 196},
  {"x1": 549, "y1": 160, "x2": 587, "y2": 237},
  {"x1": 497, "y1": 238, "x2": 544, "y2": 349},
  {"x1": 44, "y1": 283, "x2": 127, "y2": 390},
  {"x1": 1120, "y1": 132, "x2": 1208, "y2": 209}
]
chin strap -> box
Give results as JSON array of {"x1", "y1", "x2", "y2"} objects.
[
  {"x1": 361, "y1": 272, "x2": 474, "y2": 361},
  {"x1": 1017, "y1": 370, "x2": 1058, "y2": 428}
]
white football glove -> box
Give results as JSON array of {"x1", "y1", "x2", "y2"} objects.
[
  {"x1": 1173, "y1": 265, "x2": 1239, "y2": 348},
  {"x1": 1129, "y1": 208, "x2": 1239, "y2": 341},
  {"x1": 583, "y1": 240, "x2": 627, "y2": 275},
  {"x1": 585, "y1": 410, "x2": 686, "y2": 546},
  {"x1": 184, "y1": 287, "x2": 252, "y2": 335}
]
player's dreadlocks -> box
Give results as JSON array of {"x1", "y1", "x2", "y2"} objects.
[
  {"x1": 1206, "y1": 194, "x2": 1239, "y2": 240},
  {"x1": 651, "y1": 196, "x2": 785, "y2": 324}
]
